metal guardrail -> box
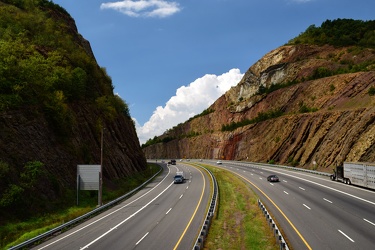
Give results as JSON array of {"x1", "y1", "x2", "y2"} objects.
[
  {"x1": 186, "y1": 159, "x2": 329, "y2": 250},
  {"x1": 9, "y1": 166, "x2": 162, "y2": 250},
  {"x1": 242, "y1": 161, "x2": 331, "y2": 177},
  {"x1": 31, "y1": 158, "x2": 325, "y2": 250},
  {"x1": 258, "y1": 199, "x2": 289, "y2": 250},
  {"x1": 194, "y1": 159, "x2": 331, "y2": 177},
  {"x1": 147, "y1": 160, "x2": 219, "y2": 249},
  {"x1": 190, "y1": 163, "x2": 218, "y2": 250}
]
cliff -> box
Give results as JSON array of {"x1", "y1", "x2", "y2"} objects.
[
  {"x1": 143, "y1": 42, "x2": 375, "y2": 171},
  {"x1": 0, "y1": 0, "x2": 146, "y2": 220}
]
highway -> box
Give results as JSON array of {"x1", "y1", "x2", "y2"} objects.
[
  {"x1": 32, "y1": 162, "x2": 211, "y2": 250},
  {"x1": 203, "y1": 160, "x2": 375, "y2": 250}
]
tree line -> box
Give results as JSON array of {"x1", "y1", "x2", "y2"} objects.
[{"x1": 289, "y1": 18, "x2": 375, "y2": 48}]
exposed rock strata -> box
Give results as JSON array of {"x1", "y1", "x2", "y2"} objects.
[{"x1": 143, "y1": 45, "x2": 375, "y2": 171}]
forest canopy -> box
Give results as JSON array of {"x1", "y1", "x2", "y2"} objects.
[
  {"x1": 288, "y1": 19, "x2": 375, "y2": 48},
  {"x1": 0, "y1": 0, "x2": 130, "y2": 132}
]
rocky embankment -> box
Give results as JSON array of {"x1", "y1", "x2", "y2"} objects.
[
  {"x1": 0, "y1": 1, "x2": 147, "y2": 220},
  {"x1": 0, "y1": 103, "x2": 146, "y2": 187},
  {"x1": 143, "y1": 44, "x2": 375, "y2": 172}
]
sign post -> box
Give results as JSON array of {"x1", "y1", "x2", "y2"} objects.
[
  {"x1": 99, "y1": 128, "x2": 104, "y2": 206},
  {"x1": 77, "y1": 165, "x2": 101, "y2": 206}
]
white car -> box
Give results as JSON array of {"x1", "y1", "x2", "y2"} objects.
[{"x1": 217, "y1": 160, "x2": 222, "y2": 164}]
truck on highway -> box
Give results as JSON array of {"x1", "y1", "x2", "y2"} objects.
[
  {"x1": 174, "y1": 171, "x2": 185, "y2": 184},
  {"x1": 330, "y1": 162, "x2": 375, "y2": 189}
]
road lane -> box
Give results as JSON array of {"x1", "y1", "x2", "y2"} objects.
[
  {"x1": 205, "y1": 160, "x2": 375, "y2": 249},
  {"x1": 33, "y1": 162, "x2": 211, "y2": 250}
]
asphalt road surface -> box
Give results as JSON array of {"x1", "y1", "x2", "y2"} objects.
[
  {"x1": 32, "y1": 162, "x2": 211, "y2": 250},
  {"x1": 203, "y1": 160, "x2": 375, "y2": 250}
]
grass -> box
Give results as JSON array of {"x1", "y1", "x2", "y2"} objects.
[
  {"x1": 3, "y1": 206, "x2": 93, "y2": 249},
  {"x1": 203, "y1": 165, "x2": 278, "y2": 250},
  {"x1": 2, "y1": 163, "x2": 160, "y2": 250},
  {"x1": 3, "y1": 163, "x2": 278, "y2": 250}
]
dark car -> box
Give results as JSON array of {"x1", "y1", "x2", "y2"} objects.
[{"x1": 267, "y1": 175, "x2": 279, "y2": 182}]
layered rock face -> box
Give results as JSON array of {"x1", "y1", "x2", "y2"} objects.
[
  {"x1": 0, "y1": 104, "x2": 146, "y2": 188},
  {"x1": 143, "y1": 45, "x2": 375, "y2": 172},
  {"x1": 0, "y1": 1, "x2": 148, "y2": 223}
]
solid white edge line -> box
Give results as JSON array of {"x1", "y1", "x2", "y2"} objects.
[
  {"x1": 267, "y1": 170, "x2": 375, "y2": 206},
  {"x1": 38, "y1": 168, "x2": 172, "y2": 250},
  {"x1": 80, "y1": 182, "x2": 175, "y2": 249}
]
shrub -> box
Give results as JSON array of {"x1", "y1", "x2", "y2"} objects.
[
  {"x1": 96, "y1": 95, "x2": 131, "y2": 121},
  {"x1": 299, "y1": 102, "x2": 318, "y2": 113},
  {"x1": 287, "y1": 156, "x2": 299, "y2": 167},
  {"x1": 20, "y1": 161, "x2": 45, "y2": 188},
  {"x1": 221, "y1": 109, "x2": 284, "y2": 132},
  {"x1": 0, "y1": 161, "x2": 47, "y2": 210},
  {"x1": 43, "y1": 91, "x2": 73, "y2": 136},
  {"x1": 368, "y1": 86, "x2": 375, "y2": 96},
  {"x1": 288, "y1": 19, "x2": 375, "y2": 48},
  {"x1": 330, "y1": 84, "x2": 336, "y2": 92},
  {"x1": 256, "y1": 80, "x2": 298, "y2": 95},
  {"x1": 0, "y1": 184, "x2": 24, "y2": 207}
]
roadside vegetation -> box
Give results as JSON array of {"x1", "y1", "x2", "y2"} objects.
[
  {"x1": 288, "y1": 19, "x2": 375, "y2": 48},
  {"x1": 0, "y1": 0, "x2": 131, "y2": 132},
  {"x1": 0, "y1": 2, "x2": 136, "y2": 245},
  {"x1": 203, "y1": 165, "x2": 278, "y2": 250},
  {"x1": 141, "y1": 108, "x2": 215, "y2": 148},
  {"x1": 221, "y1": 109, "x2": 284, "y2": 132},
  {"x1": 1, "y1": 163, "x2": 160, "y2": 249}
]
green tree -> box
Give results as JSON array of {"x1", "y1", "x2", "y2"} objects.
[{"x1": 289, "y1": 19, "x2": 375, "y2": 48}]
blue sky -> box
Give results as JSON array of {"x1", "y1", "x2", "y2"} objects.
[{"x1": 52, "y1": 0, "x2": 374, "y2": 144}]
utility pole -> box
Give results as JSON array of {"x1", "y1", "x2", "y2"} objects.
[{"x1": 99, "y1": 127, "x2": 104, "y2": 206}]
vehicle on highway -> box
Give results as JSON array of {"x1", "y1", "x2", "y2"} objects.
[
  {"x1": 331, "y1": 162, "x2": 375, "y2": 189},
  {"x1": 174, "y1": 171, "x2": 185, "y2": 184},
  {"x1": 267, "y1": 175, "x2": 279, "y2": 182},
  {"x1": 171, "y1": 159, "x2": 176, "y2": 165},
  {"x1": 217, "y1": 160, "x2": 222, "y2": 164}
]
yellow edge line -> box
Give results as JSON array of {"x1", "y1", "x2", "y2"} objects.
[
  {"x1": 230, "y1": 170, "x2": 312, "y2": 250},
  {"x1": 173, "y1": 166, "x2": 206, "y2": 250}
]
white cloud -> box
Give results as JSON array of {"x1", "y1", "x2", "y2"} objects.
[
  {"x1": 135, "y1": 68, "x2": 244, "y2": 144},
  {"x1": 100, "y1": 0, "x2": 181, "y2": 18}
]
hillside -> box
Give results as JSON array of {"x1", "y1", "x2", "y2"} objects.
[
  {"x1": 0, "y1": 0, "x2": 146, "y2": 222},
  {"x1": 143, "y1": 19, "x2": 375, "y2": 171}
]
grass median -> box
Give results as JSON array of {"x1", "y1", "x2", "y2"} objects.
[{"x1": 203, "y1": 165, "x2": 278, "y2": 250}]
